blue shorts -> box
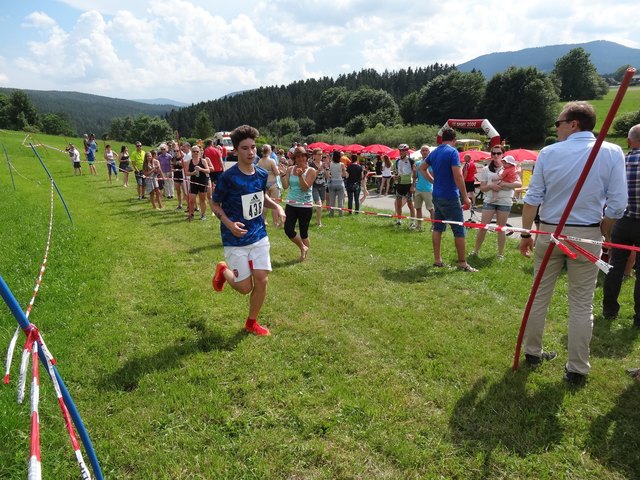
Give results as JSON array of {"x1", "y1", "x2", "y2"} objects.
[
  {"x1": 483, "y1": 203, "x2": 512, "y2": 213},
  {"x1": 433, "y1": 197, "x2": 465, "y2": 237},
  {"x1": 107, "y1": 163, "x2": 117, "y2": 175}
]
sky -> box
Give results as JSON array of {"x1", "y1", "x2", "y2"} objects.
[{"x1": 0, "y1": 0, "x2": 638, "y2": 105}]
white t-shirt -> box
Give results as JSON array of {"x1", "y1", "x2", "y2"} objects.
[{"x1": 70, "y1": 148, "x2": 80, "y2": 163}]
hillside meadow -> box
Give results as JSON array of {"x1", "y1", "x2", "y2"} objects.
[
  {"x1": 593, "y1": 86, "x2": 640, "y2": 135},
  {"x1": 0, "y1": 128, "x2": 639, "y2": 479}
]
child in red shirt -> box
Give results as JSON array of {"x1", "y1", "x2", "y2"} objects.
[{"x1": 498, "y1": 155, "x2": 520, "y2": 184}]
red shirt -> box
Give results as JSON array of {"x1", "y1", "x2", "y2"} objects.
[
  {"x1": 205, "y1": 146, "x2": 224, "y2": 172},
  {"x1": 463, "y1": 160, "x2": 477, "y2": 182}
]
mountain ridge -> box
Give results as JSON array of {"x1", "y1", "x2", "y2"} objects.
[
  {"x1": 457, "y1": 40, "x2": 639, "y2": 78},
  {"x1": 133, "y1": 97, "x2": 189, "y2": 107},
  {"x1": 0, "y1": 87, "x2": 178, "y2": 136}
]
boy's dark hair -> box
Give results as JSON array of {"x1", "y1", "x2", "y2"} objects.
[
  {"x1": 442, "y1": 127, "x2": 456, "y2": 142},
  {"x1": 230, "y1": 125, "x2": 259, "y2": 150},
  {"x1": 205, "y1": 139, "x2": 213, "y2": 147}
]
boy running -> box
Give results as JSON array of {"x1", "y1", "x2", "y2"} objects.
[{"x1": 211, "y1": 125, "x2": 286, "y2": 336}]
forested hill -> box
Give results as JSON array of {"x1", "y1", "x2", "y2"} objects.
[
  {"x1": 0, "y1": 88, "x2": 178, "y2": 136},
  {"x1": 165, "y1": 65, "x2": 455, "y2": 137}
]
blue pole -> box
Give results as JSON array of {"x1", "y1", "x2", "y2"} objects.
[
  {"x1": 0, "y1": 275, "x2": 104, "y2": 480},
  {"x1": 29, "y1": 143, "x2": 73, "y2": 224},
  {"x1": 2, "y1": 144, "x2": 16, "y2": 191}
]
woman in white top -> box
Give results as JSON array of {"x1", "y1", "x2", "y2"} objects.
[
  {"x1": 471, "y1": 146, "x2": 522, "y2": 259},
  {"x1": 379, "y1": 155, "x2": 393, "y2": 195},
  {"x1": 104, "y1": 144, "x2": 119, "y2": 184}
]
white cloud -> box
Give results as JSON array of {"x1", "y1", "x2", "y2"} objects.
[
  {"x1": 21, "y1": 11, "x2": 57, "y2": 29},
  {"x1": 4, "y1": 0, "x2": 639, "y2": 102}
]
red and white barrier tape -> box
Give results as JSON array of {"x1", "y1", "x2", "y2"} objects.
[
  {"x1": 39, "y1": 332, "x2": 91, "y2": 479},
  {"x1": 29, "y1": 335, "x2": 42, "y2": 480},
  {"x1": 4, "y1": 146, "x2": 94, "y2": 478},
  {"x1": 8, "y1": 161, "x2": 39, "y2": 183},
  {"x1": 4, "y1": 327, "x2": 20, "y2": 384},
  {"x1": 26, "y1": 179, "x2": 55, "y2": 319},
  {"x1": 565, "y1": 239, "x2": 613, "y2": 274},
  {"x1": 35, "y1": 142, "x2": 215, "y2": 190},
  {"x1": 4, "y1": 179, "x2": 55, "y2": 384},
  {"x1": 18, "y1": 330, "x2": 37, "y2": 404},
  {"x1": 281, "y1": 198, "x2": 640, "y2": 257}
]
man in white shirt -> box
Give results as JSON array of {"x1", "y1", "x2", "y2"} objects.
[{"x1": 519, "y1": 101, "x2": 627, "y2": 385}]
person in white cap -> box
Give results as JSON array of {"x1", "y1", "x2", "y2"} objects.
[{"x1": 498, "y1": 154, "x2": 520, "y2": 184}]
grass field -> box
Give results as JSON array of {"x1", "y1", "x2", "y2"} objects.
[
  {"x1": 1, "y1": 120, "x2": 640, "y2": 479},
  {"x1": 593, "y1": 85, "x2": 640, "y2": 128}
]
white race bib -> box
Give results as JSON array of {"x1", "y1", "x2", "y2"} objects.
[{"x1": 242, "y1": 191, "x2": 264, "y2": 220}]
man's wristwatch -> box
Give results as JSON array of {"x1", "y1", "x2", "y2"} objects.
[{"x1": 520, "y1": 233, "x2": 532, "y2": 239}]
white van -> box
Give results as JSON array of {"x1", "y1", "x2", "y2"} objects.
[{"x1": 213, "y1": 131, "x2": 234, "y2": 152}]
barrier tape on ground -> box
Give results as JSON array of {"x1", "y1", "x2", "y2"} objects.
[
  {"x1": 4, "y1": 327, "x2": 20, "y2": 384},
  {"x1": 1, "y1": 149, "x2": 102, "y2": 477},
  {"x1": 26, "y1": 179, "x2": 55, "y2": 319},
  {"x1": 8, "y1": 160, "x2": 39, "y2": 183},
  {"x1": 1, "y1": 282, "x2": 104, "y2": 479},
  {"x1": 29, "y1": 336, "x2": 42, "y2": 480},
  {"x1": 30, "y1": 144, "x2": 73, "y2": 224},
  {"x1": 29, "y1": 141, "x2": 215, "y2": 189},
  {"x1": 4, "y1": 179, "x2": 54, "y2": 384},
  {"x1": 40, "y1": 331, "x2": 91, "y2": 479},
  {"x1": 18, "y1": 331, "x2": 36, "y2": 404}
]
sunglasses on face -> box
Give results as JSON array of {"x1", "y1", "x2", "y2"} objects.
[
  {"x1": 491, "y1": 151, "x2": 502, "y2": 155},
  {"x1": 554, "y1": 119, "x2": 572, "y2": 128}
]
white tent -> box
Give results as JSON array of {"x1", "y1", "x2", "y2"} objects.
[{"x1": 410, "y1": 148, "x2": 430, "y2": 160}]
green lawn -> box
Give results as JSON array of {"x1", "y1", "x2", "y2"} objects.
[
  {"x1": 593, "y1": 85, "x2": 640, "y2": 132},
  {"x1": 1, "y1": 130, "x2": 640, "y2": 479}
]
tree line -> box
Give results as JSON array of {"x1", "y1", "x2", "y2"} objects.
[
  {"x1": 0, "y1": 90, "x2": 75, "y2": 136},
  {"x1": 2, "y1": 48, "x2": 636, "y2": 148},
  {"x1": 162, "y1": 48, "x2": 624, "y2": 147},
  {"x1": 0, "y1": 87, "x2": 177, "y2": 137}
]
